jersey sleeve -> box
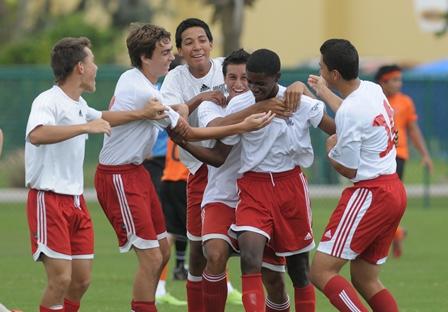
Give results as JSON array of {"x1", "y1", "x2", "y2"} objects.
[
  {"x1": 160, "y1": 71, "x2": 183, "y2": 105},
  {"x1": 198, "y1": 101, "x2": 225, "y2": 127},
  {"x1": 328, "y1": 105, "x2": 362, "y2": 169},
  {"x1": 25, "y1": 97, "x2": 56, "y2": 138},
  {"x1": 308, "y1": 99, "x2": 325, "y2": 128}
]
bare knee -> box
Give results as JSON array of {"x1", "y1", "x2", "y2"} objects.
[
  {"x1": 204, "y1": 247, "x2": 228, "y2": 274},
  {"x1": 262, "y1": 270, "x2": 287, "y2": 303},
  {"x1": 189, "y1": 241, "x2": 206, "y2": 275},
  {"x1": 48, "y1": 272, "x2": 72, "y2": 295}
]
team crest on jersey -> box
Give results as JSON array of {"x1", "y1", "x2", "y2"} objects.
[
  {"x1": 79, "y1": 110, "x2": 83, "y2": 117},
  {"x1": 213, "y1": 83, "x2": 226, "y2": 93}
]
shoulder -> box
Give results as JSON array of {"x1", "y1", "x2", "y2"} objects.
[
  {"x1": 32, "y1": 86, "x2": 60, "y2": 108},
  {"x1": 164, "y1": 64, "x2": 189, "y2": 81},
  {"x1": 212, "y1": 57, "x2": 225, "y2": 66}
]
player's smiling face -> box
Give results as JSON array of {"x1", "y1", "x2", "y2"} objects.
[
  {"x1": 225, "y1": 63, "x2": 248, "y2": 101},
  {"x1": 178, "y1": 27, "x2": 212, "y2": 70},
  {"x1": 247, "y1": 71, "x2": 279, "y2": 102}
]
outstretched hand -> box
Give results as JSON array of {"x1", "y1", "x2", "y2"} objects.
[
  {"x1": 242, "y1": 111, "x2": 275, "y2": 132},
  {"x1": 308, "y1": 75, "x2": 328, "y2": 97}
]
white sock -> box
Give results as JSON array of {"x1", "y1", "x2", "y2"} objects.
[{"x1": 156, "y1": 280, "x2": 167, "y2": 297}]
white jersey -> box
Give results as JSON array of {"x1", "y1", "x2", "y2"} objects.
[
  {"x1": 25, "y1": 85, "x2": 102, "y2": 195},
  {"x1": 198, "y1": 101, "x2": 242, "y2": 208},
  {"x1": 99, "y1": 68, "x2": 179, "y2": 165},
  {"x1": 222, "y1": 86, "x2": 325, "y2": 174},
  {"x1": 328, "y1": 80, "x2": 397, "y2": 182},
  {"x1": 161, "y1": 58, "x2": 226, "y2": 174}
]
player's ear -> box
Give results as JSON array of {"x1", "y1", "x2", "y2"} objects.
[{"x1": 76, "y1": 61, "x2": 84, "y2": 74}]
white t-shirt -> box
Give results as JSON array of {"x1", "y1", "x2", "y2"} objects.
[
  {"x1": 328, "y1": 80, "x2": 397, "y2": 182},
  {"x1": 161, "y1": 58, "x2": 226, "y2": 174},
  {"x1": 99, "y1": 68, "x2": 179, "y2": 165},
  {"x1": 198, "y1": 101, "x2": 242, "y2": 208},
  {"x1": 223, "y1": 86, "x2": 325, "y2": 174},
  {"x1": 25, "y1": 85, "x2": 102, "y2": 195}
]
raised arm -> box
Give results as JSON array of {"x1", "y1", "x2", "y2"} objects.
[{"x1": 308, "y1": 75, "x2": 342, "y2": 113}]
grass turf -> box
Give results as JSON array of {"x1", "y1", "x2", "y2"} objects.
[{"x1": 0, "y1": 197, "x2": 447, "y2": 311}]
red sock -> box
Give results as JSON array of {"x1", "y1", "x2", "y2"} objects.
[
  {"x1": 63, "y1": 298, "x2": 80, "y2": 312},
  {"x1": 266, "y1": 296, "x2": 290, "y2": 311},
  {"x1": 294, "y1": 283, "x2": 315, "y2": 312},
  {"x1": 40, "y1": 306, "x2": 63, "y2": 312},
  {"x1": 323, "y1": 275, "x2": 368, "y2": 312},
  {"x1": 131, "y1": 300, "x2": 157, "y2": 312},
  {"x1": 368, "y1": 289, "x2": 399, "y2": 312},
  {"x1": 202, "y1": 271, "x2": 227, "y2": 312},
  {"x1": 242, "y1": 273, "x2": 265, "y2": 312},
  {"x1": 187, "y1": 277, "x2": 204, "y2": 312}
]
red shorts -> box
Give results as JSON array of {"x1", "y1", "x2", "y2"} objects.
[
  {"x1": 317, "y1": 174, "x2": 407, "y2": 264},
  {"x1": 232, "y1": 167, "x2": 314, "y2": 256},
  {"x1": 203, "y1": 202, "x2": 285, "y2": 271},
  {"x1": 95, "y1": 164, "x2": 167, "y2": 253},
  {"x1": 186, "y1": 164, "x2": 208, "y2": 241},
  {"x1": 27, "y1": 189, "x2": 94, "y2": 261},
  {"x1": 202, "y1": 202, "x2": 238, "y2": 252}
]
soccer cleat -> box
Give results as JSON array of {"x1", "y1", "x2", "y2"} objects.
[
  {"x1": 227, "y1": 288, "x2": 243, "y2": 305},
  {"x1": 156, "y1": 293, "x2": 187, "y2": 306},
  {"x1": 0, "y1": 304, "x2": 22, "y2": 312},
  {"x1": 172, "y1": 265, "x2": 188, "y2": 280}
]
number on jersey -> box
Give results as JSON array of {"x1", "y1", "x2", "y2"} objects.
[{"x1": 372, "y1": 100, "x2": 396, "y2": 158}]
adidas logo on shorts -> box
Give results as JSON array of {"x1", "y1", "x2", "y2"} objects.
[
  {"x1": 324, "y1": 230, "x2": 332, "y2": 239},
  {"x1": 304, "y1": 232, "x2": 313, "y2": 240}
]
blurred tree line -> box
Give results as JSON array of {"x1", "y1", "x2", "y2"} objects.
[{"x1": 0, "y1": 0, "x2": 257, "y2": 65}]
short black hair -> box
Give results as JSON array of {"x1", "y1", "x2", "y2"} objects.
[
  {"x1": 374, "y1": 64, "x2": 402, "y2": 82},
  {"x1": 222, "y1": 49, "x2": 251, "y2": 76},
  {"x1": 51, "y1": 37, "x2": 91, "y2": 83},
  {"x1": 175, "y1": 18, "x2": 213, "y2": 48},
  {"x1": 320, "y1": 39, "x2": 359, "y2": 80},
  {"x1": 246, "y1": 49, "x2": 281, "y2": 76}
]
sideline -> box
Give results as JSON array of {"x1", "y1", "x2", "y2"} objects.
[{"x1": 0, "y1": 185, "x2": 447, "y2": 203}]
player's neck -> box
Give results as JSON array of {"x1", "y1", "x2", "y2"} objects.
[
  {"x1": 139, "y1": 66, "x2": 158, "y2": 85},
  {"x1": 188, "y1": 60, "x2": 212, "y2": 78},
  {"x1": 338, "y1": 78, "x2": 361, "y2": 98},
  {"x1": 58, "y1": 81, "x2": 83, "y2": 101}
]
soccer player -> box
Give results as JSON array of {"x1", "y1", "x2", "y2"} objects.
[
  {"x1": 25, "y1": 37, "x2": 168, "y2": 312},
  {"x1": 171, "y1": 49, "x2": 291, "y2": 312},
  {"x1": 94, "y1": 24, "x2": 272, "y2": 312},
  {"x1": 176, "y1": 48, "x2": 335, "y2": 312},
  {"x1": 308, "y1": 39, "x2": 407, "y2": 312},
  {"x1": 160, "y1": 18, "x2": 295, "y2": 310}
]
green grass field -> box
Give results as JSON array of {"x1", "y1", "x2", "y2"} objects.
[{"x1": 1, "y1": 197, "x2": 447, "y2": 311}]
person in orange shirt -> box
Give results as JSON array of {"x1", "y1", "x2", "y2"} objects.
[
  {"x1": 153, "y1": 138, "x2": 189, "y2": 305},
  {"x1": 375, "y1": 65, "x2": 433, "y2": 257}
]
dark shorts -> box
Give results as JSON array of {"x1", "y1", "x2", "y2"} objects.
[
  {"x1": 161, "y1": 180, "x2": 187, "y2": 238},
  {"x1": 396, "y1": 157, "x2": 405, "y2": 180},
  {"x1": 143, "y1": 157, "x2": 166, "y2": 196}
]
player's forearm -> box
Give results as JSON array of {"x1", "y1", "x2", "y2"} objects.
[
  {"x1": 185, "y1": 96, "x2": 203, "y2": 115},
  {"x1": 186, "y1": 124, "x2": 244, "y2": 141},
  {"x1": 319, "y1": 88, "x2": 343, "y2": 113},
  {"x1": 318, "y1": 113, "x2": 336, "y2": 135},
  {"x1": 101, "y1": 110, "x2": 144, "y2": 127},
  {"x1": 28, "y1": 124, "x2": 88, "y2": 145},
  {"x1": 181, "y1": 142, "x2": 226, "y2": 167}
]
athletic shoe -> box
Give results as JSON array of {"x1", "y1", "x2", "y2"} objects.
[
  {"x1": 0, "y1": 304, "x2": 22, "y2": 312},
  {"x1": 172, "y1": 265, "x2": 188, "y2": 280},
  {"x1": 227, "y1": 288, "x2": 243, "y2": 305},
  {"x1": 156, "y1": 293, "x2": 187, "y2": 306}
]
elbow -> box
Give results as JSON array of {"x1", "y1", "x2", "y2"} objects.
[{"x1": 28, "y1": 132, "x2": 42, "y2": 145}]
